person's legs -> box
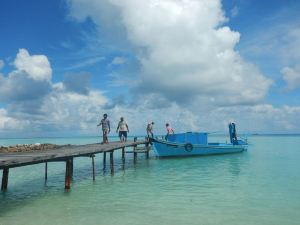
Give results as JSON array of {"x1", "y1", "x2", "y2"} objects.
[
  {"x1": 124, "y1": 131, "x2": 127, "y2": 142},
  {"x1": 102, "y1": 130, "x2": 105, "y2": 144},
  {"x1": 119, "y1": 131, "x2": 122, "y2": 141},
  {"x1": 104, "y1": 130, "x2": 109, "y2": 143}
]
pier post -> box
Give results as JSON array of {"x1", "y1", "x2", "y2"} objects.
[
  {"x1": 70, "y1": 158, "x2": 74, "y2": 179},
  {"x1": 122, "y1": 147, "x2": 125, "y2": 169},
  {"x1": 134, "y1": 137, "x2": 137, "y2": 163},
  {"x1": 91, "y1": 155, "x2": 95, "y2": 181},
  {"x1": 45, "y1": 162, "x2": 48, "y2": 181},
  {"x1": 1, "y1": 168, "x2": 9, "y2": 191},
  {"x1": 134, "y1": 151, "x2": 137, "y2": 163},
  {"x1": 110, "y1": 151, "x2": 114, "y2": 175},
  {"x1": 103, "y1": 152, "x2": 106, "y2": 171},
  {"x1": 145, "y1": 137, "x2": 150, "y2": 159},
  {"x1": 65, "y1": 159, "x2": 72, "y2": 190},
  {"x1": 122, "y1": 147, "x2": 125, "y2": 161}
]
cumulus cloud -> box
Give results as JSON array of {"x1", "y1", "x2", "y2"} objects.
[
  {"x1": 14, "y1": 48, "x2": 52, "y2": 81},
  {"x1": 2, "y1": 2, "x2": 300, "y2": 136},
  {"x1": 38, "y1": 89, "x2": 108, "y2": 131},
  {"x1": 0, "y1": 109, "x2": 30, "y2": 130},
  {"x1": 69, "y1": 0, "x2": 272, "y2": 107},
  {"x1": 0, "y1": 49, "x2": 53, "y2": 110},
  {"x1": 87, "y1": 102, "x2": 300, "y2": 134},
  {"x1": 0, "y1": 71, "x2": 52, "y2": 103},
  {"x1": 0, "y1": 48, "x2": 109, "y2": 136},
  {"x1": 281, "y1": 65, "x2": 300, "y2": 90}
]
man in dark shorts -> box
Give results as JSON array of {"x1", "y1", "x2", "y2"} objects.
[
  {"x1": 97, "y1": 113, "x2": 110, "y2": 144},
  {"x1": 116, "y1": 117, "x2": 129, "y2": 142}
]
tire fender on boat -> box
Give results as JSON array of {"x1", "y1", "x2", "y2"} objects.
[{"x1": 184, "y1": 143, "x2": 193, "y2": 152}]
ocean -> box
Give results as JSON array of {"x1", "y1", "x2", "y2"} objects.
[{"x1": 0, "y1": 135, "x2": 299, "y2": 225}]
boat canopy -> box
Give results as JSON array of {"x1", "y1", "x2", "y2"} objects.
[{"x1": 166, "y1": 132, "x2": 208, "y2": 145}]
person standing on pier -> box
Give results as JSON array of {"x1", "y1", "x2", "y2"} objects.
[
  {"x1": 116, "y1": 117, "x2": 129, "y2": 142},
  {"x1": 97, "y1": 113, "x2": 110, "y2": 144},
  {"x1": 146, "y1": 122, "x2": 154, "y2": 139}
]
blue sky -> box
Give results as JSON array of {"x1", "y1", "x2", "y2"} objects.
[{"x1": 0, "y1": 0, "x2": 300, "y2": 137}]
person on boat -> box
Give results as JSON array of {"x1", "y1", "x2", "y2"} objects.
[
  {"x1": 146, "y1": 122, "x2": 154, "y2": 138},
  {"x1": 97, "y1": 113, "x2": 110, "y2": 144},
  {"x1": 165, "y1": 123, "x2": 174, "y2": 140},
  {"x1": 116, "y1": 117, "x2": 129, "y2": 142},
  {"x1": 166, "y1": 123, "x2": 174, "y2": 135}
]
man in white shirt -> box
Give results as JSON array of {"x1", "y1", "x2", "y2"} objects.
[{"x1": 116, "y1": 117, "x2": 129, "y2": 142}]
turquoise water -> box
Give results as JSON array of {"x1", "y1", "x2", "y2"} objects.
[{"x1": 0, "y1": 135, "x2": 300, "y2": 225}]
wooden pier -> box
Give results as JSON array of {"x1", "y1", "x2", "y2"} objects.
[{"x1": 0, "y1": 138, "x2": 151, "y2": 191}]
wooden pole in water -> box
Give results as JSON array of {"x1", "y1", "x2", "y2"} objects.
[
  {"x1": 122, "y1": 147, "x2": 125, "y2": 161},
  {"x1": 110, "y1": 151, "x2": 114, "y2": 175},
  {"x1": 122, "y1": 147, "x2": 125, "y2": 170},
  {"x1": 70, "y1": 158, "x2": 74, "y2": 179},
  {"x1": 145, "y1": 137, "x2": 150, "y2": 159},
  {"x1": 65, "y1": 159, "x2": 72, "y2": 190},
  {"x1": 133, "y1": 137, "x2": 137, "y2": 163},
  {"x1": 91, "y1": 155, "x2": 95, "y2": 181},
  {"x1": 45, "y1": 162, "x2": 48, "y2": 181},
  {"x1": 134, "y1": 151, "x2": 137, "y2": 163},
  {"x1": 103, "y1": 152, "x2": 106, "y2": 171},
  {"x1": 1, "y1": 168, "x2": 9, "y2": 191}
]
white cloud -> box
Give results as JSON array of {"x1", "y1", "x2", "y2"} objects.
[
  {"x1": 65, "y1": 56, "x2": 105, "y2": 70},
  {"x1": 230, "y1": 6, "x2": 239, "y2": 18},
  {"x1": 38, "y1": 89, "x2": 108, "y2": 131},
  {"x1": 2, "y1": 2, "x2": 300, "y2": 136},
  {"x1": 69, "y1": 0, "x2": 272, "y2": 106},
  {"x1": 94, "y1": 102, "x2": 300, "y2": 134},
  {"x1": 0, "y1": 49, "x2": 110, "y2": 136},
  {"x1": 14, "y1": 48, "x2": 52, "y2": 81},
  {"x1": 0, "y1": 108, "x2": 30, "y2": 130},
  {"x1": 111, "y1": 56, "x2": 126, "y2": 65},
  {"x1": 238, "y1": 15, "x2": 300, "y2": 68},
  {"x1": 0, "y1": 59, "x2": 4, "y2": 70},
  {"x1": 281, "y1": 65, "x2": 300, "y2": 90}
]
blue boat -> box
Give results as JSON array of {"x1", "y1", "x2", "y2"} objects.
[{"x1": 152, "y1": 123, "x2": 248, "y2": 157}]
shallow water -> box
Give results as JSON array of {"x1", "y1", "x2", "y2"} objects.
[{"x1": 0, "y1": 135, "x2": 299, "y2": 225}]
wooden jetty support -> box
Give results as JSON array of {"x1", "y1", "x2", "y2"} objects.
[{"x1": 0, "y1": 139, "x2": 150, "y2": 191}]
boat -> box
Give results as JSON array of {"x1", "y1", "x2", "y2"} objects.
[{"x1": 151, "y1": 123, "x2": 248, "y2": 157}]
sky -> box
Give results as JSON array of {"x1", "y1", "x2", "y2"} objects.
[{"x1": 0, "y1": 0, "x2": 300, "y2": 137}]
